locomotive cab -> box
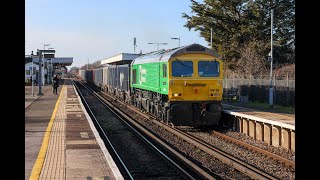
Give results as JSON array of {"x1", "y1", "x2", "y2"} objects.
[{"x1": 168, "y1": 54, "x2": 223, "y2": 126}]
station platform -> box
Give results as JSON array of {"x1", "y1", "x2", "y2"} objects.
[
  {"x1": 25, "y1": 79, "x2": 123, "y2": 180},
  {"x1": 222, "y1": 103, "x2": 295, "y2": 130},
  {"x1": 221, "y1": 103, "x2": 295, "y2": 151}
]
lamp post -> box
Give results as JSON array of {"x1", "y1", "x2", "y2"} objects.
[
  {"x1": 31, "y1": 58, "x2": 34, "y2": 97},
  {"x1": 259, "y1": 8, "x2": 274, "y2": 108},
  {"x1": 48, "y1": 47, "x2": 54, "y2": 83},
  {"x1": 134, "y1": 37, "x2": 137, "y2": 54},
  {"x1": 171, "y1": 37, "x2": 180, "y2": 47},
  {"x1": 43, "y1": 44, "x2": 50, "y2": 50},
  {"x1": 210, "y1": 27, "x2": 213, "y2": 49},
  {"x1": 269, "y1": 9, "x2": 274, "y2": 108},
  {"x1": 148, "y1": 42, "x2": 168, "y2": 51},
  {"x1": 42, "y1": 44, "x2": 50, "y2": 85},
  {"x1": 37, "y1": 49, "x2": 43, "y2": 95}
]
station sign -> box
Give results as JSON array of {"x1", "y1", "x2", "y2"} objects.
[{"x1": 44, "y1": 54, "x2": 55, "y2": 58}]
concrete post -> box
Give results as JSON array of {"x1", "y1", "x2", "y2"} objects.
[
  {"x1": 38, "y1": 50, "x2": 43, "y2": 95},
  {"x1": 31, "y1": 61, "x2": 34, "y2": 97}
]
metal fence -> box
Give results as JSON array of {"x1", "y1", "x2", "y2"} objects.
[
  {"x1": 223, "y1": 75, "x2": 295, "y2": 89},
  {"x1": 222, "y1": 75, "x2": 295, "y2": 107}
]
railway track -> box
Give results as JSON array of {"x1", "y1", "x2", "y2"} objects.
[
  {"x1": 73, "y1": 80, "x2": 214, "y2": 179},
  {"x1": 176, "y1": 126, "x2": 295, "y2": 179},
  {"x1": 211, "y1": 130, "x2": 295, "y2": 167},
  {"x1": 78, "y1": 79, "x2": 295, "y2": 179}
]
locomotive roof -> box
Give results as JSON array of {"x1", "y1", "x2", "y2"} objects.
[{"x1": 131, "y1": 43, "x2": 221, "y2": 65}]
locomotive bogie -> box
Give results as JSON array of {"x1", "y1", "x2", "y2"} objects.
[{"x1": 170, "y1": 101, "x2": 222, "y2": 126}]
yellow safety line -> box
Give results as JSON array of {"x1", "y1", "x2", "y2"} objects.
[{"x1": 29, "y1": 85, "x2": 65, "y2": 180}]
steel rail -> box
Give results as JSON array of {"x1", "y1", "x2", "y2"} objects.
[
  {"x1": 96, "y1": 87, "x2": 279, "y2": 179},
  {"x1": 211, "y1": 130, "x2": 295, "y2": 167}
]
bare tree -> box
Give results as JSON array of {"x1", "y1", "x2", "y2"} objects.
[
  {"x1": 274, "y1": 63, "x2": 295, "y2": 77},
  {"x1": 69, "y1": 67, "x2": 79, "y2": 74},
  {"x1": 236, "y1": 41, "x2": 268, "y2": 77},
  {"x1": 80, "y1": 60, "x2": 101, "y2": 70}
]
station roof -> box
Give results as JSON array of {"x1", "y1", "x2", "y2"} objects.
[{"x1": 100, "y1": 53, "x2": 140, "y2": 65}]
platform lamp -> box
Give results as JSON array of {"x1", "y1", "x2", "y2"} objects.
[
  {"x1": 259, "y1": 8, "x2": 274, "y2": 108},
  {"x1": 171, "y1": 37, "x2": 180, "y2": 47},
  {"x1": 31, "y1": 51, "x2": 34, "y2": 97},
  {"x1": 48, "y1": 47, "x2": 55, "y2": 83},
  {"x1": 42, "y1": 44, "x2": 50, "y2": 85}
]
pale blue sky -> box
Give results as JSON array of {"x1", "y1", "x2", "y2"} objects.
[{"x1": 25, "y1": 0, "x2": 207, "y2": 68}]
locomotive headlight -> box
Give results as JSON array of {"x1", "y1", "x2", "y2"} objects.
[{"x1": 172, "y1": 93, "x2": 181, "y2": 97}]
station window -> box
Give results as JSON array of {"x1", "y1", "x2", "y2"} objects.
[
  {"x1": 171, "y1": 60, "x2": 193, "y2": 77},
  {"x1": 162, "y1": 64, "x2": 167, "y2": 78},
  {"x1": 132, "y1": 69, "x2": 137, "y2": 84},
  {"x1": 198, "y1": 60, "x2": 220, "y2": 77},
  {"x1": 29, "y1": 67, "x2": 33, "y2": 75},
  {"x1": 26, "y1": 70, "x2": 30, "y2": 75}
]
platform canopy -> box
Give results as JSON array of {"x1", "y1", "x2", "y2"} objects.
[
  {"x1": 29, "y1": 57, "x2": 73, "y2": 66},
  {"x1": 100, "y1": 53, "x2": 140, "y2": 65}
]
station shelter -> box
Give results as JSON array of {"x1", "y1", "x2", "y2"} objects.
[{"x1": 25, "y1": 55, "x2": 73, "y2": 85}]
